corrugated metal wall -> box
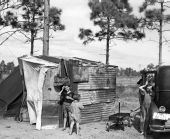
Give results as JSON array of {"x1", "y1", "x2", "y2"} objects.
[{"x1": 77, "y1": 66, "x2": 117, "y2": 124}]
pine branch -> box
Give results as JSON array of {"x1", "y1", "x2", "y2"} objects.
[
  {"x1": 0, "y1": 3, "x2": 22, "y2": 12},
  {"x1": 34, "y1": 37, "x2": 43, "y2": 41},
  {"x1": 162, "y1": 36, "x2": 170, "y2": 44},
  {"x1": 162, "y1": 29, "x2": 170, "y2": 32},
  {"x1": 0, "y1": 30, "x2": 20, "y2": 37},
  {"x1": 146, "y1": 26, "x2": 159, "y2": 31},
  {"x1": 19, "y1": 30, "x2": 31, "y2": 40},
  {"x1": 0, "y1": 26, "x2": 6, "y2": 31},
  {"x1": 0, "y1": 30, "x2": 19, "y2": 46},
  {"x1": 163, "y1": 5, "x2": 170, "y2": 8}
]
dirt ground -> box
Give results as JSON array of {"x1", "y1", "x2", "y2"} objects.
[
  {"x1": 0, "y1": 119, "x2": 143, "y2": 139},
  {"x1": 0, "y1": 96, "x2": 145, "y2": 139}
]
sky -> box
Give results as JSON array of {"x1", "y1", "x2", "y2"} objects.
[{"x1": 0, "y1": 0, "x2": 170, "y2": 71}]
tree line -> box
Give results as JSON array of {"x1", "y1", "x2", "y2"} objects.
[
  {"x1": 117, "y1": 63, "x2": 159, "y2": 77},
  {"x1": 117, "y1": 67, "x2": 140, "y2": 77},
  {"x1": 0, "y1": 60, "x2": 15, "y2": 80}
]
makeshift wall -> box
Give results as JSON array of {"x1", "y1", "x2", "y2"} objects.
[{"x1": 77, "y1": 66, "x2": 117, "y2": 124}]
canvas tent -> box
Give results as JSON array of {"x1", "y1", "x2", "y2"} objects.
[
  {"x1": 0, "y1": 56, "x2": 60, "y2": 130},
  {"x1": 0, "y1": 66, "x2": 23, "y2": 117},
  {"x1": 0, "y1": 55, "x2": 117, "y2": 130}
]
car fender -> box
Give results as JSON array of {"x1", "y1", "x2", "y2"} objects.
[{"x1": 150, "y1": 101, "x2": 159, "y2": 115}]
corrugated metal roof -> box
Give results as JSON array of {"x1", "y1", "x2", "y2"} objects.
[
  {"x1": 73, "y1": 57, "x2": 117, "y2": 67},
  {"x1": 37, "y1": 55, "x2": 117, "y2": 67}
]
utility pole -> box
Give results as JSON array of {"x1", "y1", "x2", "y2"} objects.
[
  {"x1": 159, "y1": 0, "x2": 164, "y2": 66},
  {"x1": 43, "y1": 0, "x2": 50, "y2": 56}
]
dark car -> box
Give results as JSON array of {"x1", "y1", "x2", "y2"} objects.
[
  {"x1": 149, "y1": 65, "x2": 170, "y2": 133},
  {"x1": 141, "y1": 66, "x2": 170, "y2": 134}
]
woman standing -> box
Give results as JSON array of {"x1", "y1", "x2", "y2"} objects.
[{"x1": 59, "y1": 85, "x2": 74, "y2": 131}]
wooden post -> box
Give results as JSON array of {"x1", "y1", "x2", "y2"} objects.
[{"x1": 43, "y1": 0, "x2": 50, "y2": 56}]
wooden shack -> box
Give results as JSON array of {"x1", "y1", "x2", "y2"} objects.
[{"x1": 38, "y1": 56, "x2": 117, "y2": 125}]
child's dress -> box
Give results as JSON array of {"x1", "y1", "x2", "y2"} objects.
[{"x1": 71, "y1": 101, "x2": 84, "y2": 123}]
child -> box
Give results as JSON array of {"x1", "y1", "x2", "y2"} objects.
[{"x1": 69, "y1": 94, "x2": 84, "y2": 135}]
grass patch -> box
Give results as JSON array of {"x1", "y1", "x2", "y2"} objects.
[{"x1": 116, "y1": 86, "x2": 139, "y2": 98}]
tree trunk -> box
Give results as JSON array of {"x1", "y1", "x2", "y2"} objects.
[
  {"x1": 30, "y1": 3, "x2": 36, "y2": 56},
  {"x1": 30, "y1": 30, "x2": 34, "y2": 55},
  {"x1": 43, "y1": 0, "x2": 50, "y2": 56},
  {"x1": 159, "y1": 2, "x2": 163, "y2": 66},
  {"x1": 106, "y1": 17, "x2": 110, "y2": 65}
]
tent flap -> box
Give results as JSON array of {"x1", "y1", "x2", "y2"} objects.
[{"x1": 21, "y1": 58, "x2": 58, "y2": 130}]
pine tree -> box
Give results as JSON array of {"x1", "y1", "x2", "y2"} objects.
[
  {"x1": 1, "y1": 0, "x2": 65, "y2": 55},
  {"x1": 79, "y1": 0, "x2": 145, "y2": 65},
  {"x1": 139, "y1": 0, "x2": 170, "y2": 65}
]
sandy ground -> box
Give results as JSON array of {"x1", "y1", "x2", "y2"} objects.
[
  {"x1": 0, "y1": 97, "x2": 144, "y2": 139},
  {"x1": 0, "y1": 119, "x2": 143, "y2": 139}
]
